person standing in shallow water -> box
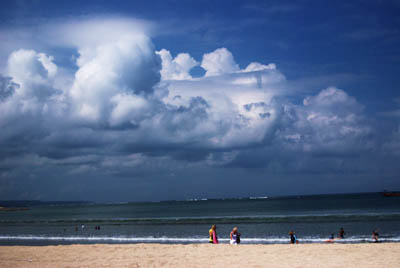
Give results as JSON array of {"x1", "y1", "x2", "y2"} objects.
[
  {"x1": 339, "y1": 228, "x2": 345, "y2": 239},
  {"x1": 289, "y1": 230, "x2": 298, "y2": 244},
  {"x1": 372, "y1": 229, "x2": 379, "y2": 242},
  {"x1": 209, "y1": 225, "x2": 219, "y2": 244}
]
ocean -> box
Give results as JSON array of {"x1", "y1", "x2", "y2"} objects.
[{"x1": 0, "y1": 193, "x2": 399, "y2": 245}]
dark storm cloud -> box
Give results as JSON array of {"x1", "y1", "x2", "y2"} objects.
[{"x1": 0, "y1": 75, "x2": 18, "y2": 101}]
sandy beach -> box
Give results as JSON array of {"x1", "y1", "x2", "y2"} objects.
[{"x1": 0, "y1": 243, "x2": 399, "y2": 268}]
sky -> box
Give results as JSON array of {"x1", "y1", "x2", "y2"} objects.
[{"x1": 0, "y1": 0, "x2": 399, "y2": 201}]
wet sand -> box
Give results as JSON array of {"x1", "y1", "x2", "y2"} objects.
[{"x1": 0, "y1": 243, "x2": 399, "y2": 268}]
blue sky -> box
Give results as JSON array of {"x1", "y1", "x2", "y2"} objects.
[{"x1": 0, "y1": 0, "x2": 399, "y2": 201}]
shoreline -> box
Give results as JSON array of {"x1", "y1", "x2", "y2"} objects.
[
  {"x1": 1, "y1": 238, "x2": 397, "y2": 246},
  {"x1": 1, "y1": 241, "x2": 399, "y2": 246},
  {"x1": 0, "y1": 234, "x2": 397, "y2": 246},
  {"x1": 1, "y1": 243, "x2": 399, "y2": 268}
]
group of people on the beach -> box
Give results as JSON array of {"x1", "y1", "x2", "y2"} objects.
[
  {"x1": 290, "y1": 227, "x2": 348, "y2": 244},
  {"x1": 326, "y1": 228, "x2": 379, "y2": 243},
  {"x1": 325, "y1": 227, "x2": 346, "y2": 243},
  {"x1": 209, "y1": 225, "x2": 241, "y2": 244},
  {"x1": 208, "y1": 226, "x2": 381, "y2": 244}
]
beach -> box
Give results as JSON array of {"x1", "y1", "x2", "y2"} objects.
[{"x1": 1, "y1": 243, "x2": 399, "y2": 268}]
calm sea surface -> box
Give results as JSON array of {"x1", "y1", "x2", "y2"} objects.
[{"x1": 0, "y1": 193, "x2": 399, "y2": 245}]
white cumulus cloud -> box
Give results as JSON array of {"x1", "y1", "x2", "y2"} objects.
[
  {"x1": 66, "y1": 21, "x2": 161, "y2": 125},
  {"x1": 201, "y1": 47, "x2": 240, "y2": 77},
  {"x1": 156, "y1": 49, "x2": 198, "y2": 80},
  {"x1": 6, "y1": 49, "x2": 58, "y2": 99}
]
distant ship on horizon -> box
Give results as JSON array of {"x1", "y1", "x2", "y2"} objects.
[{"x1": 382, "y1": 190, "x2": 400, "y2": 197}]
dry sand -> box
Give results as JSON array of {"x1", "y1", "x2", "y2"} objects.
[{"x1": 0, "y1": 243, "x2": 399, "y2": 268}]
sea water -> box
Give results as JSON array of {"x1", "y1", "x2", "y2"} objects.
[{"x1": 0, "y1": 193, "x2": 399, "y2": 245}]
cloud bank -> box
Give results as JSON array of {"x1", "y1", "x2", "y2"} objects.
[{"x1": 0, "y1": 17, "x2": 398, "y2": 201}]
